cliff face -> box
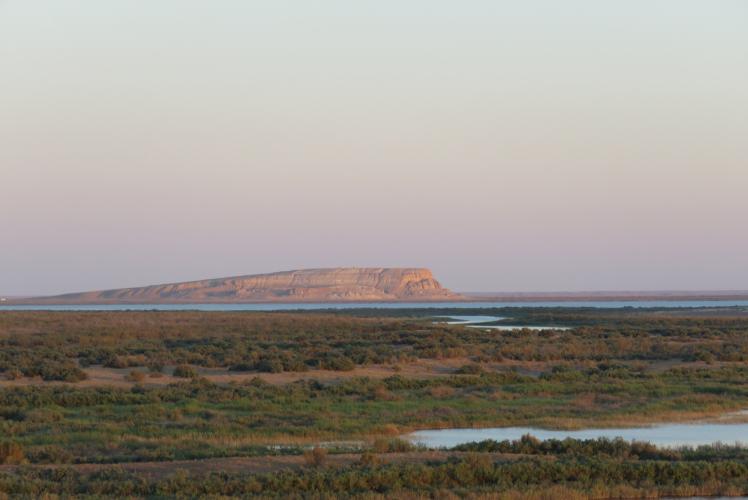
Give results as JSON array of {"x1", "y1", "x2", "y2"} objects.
[{"x1": 34, "y1": 268, "x2": 464, "y2": 303}]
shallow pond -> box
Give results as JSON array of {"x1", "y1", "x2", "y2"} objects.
[
  {"x1": 441, "y1": 315, "x2": 505, "y2": 324},
  {"x1": 407, "y1": 420, "x2": 748, "y2": 448},
  {"x1": 439, "y1": 315, "x2": 571, "y2": 331}
]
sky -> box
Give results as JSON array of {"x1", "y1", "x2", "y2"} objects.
[{"x1": 1, "y1": 1, "x2": 747, "y2": 295}]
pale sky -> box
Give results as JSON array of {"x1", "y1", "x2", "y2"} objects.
[{"x1": 1, "y1": 1, "x2": 747, "y2": 295}]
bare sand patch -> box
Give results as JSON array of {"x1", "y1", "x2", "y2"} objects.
[
  {"x1": 0, "y1": 358, "x2": 480, "y2": 389},
  {"x1": 1, "y1": 358, "x2": 731, "y2": 389}
]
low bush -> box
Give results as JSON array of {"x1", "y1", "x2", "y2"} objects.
[
  {"x1": 172, "y1": 365, "x2": 198, "y2": 379},
  {"x1": 303, "y1": 446, "x2": 327, "y2": 467},
  {"x1": 0, "y1": 442, "x2": 25, "y2": 465},
  {"x1": 125, "y1": 370, "x2": 146, "y2": 383}
]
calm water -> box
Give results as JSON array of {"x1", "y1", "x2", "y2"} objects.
[
  {"x1": 472, "y1": 325, "x2": 572, "y2": 331},
  {"x1": 443, "y1": 315, "x2": 506, "y2": 324},
  {"x1": 441, "y1": 315, "x2": 571, "y2": 331},
  {"x1": 3, "y1": 300, "x2": 748, "y2": 311},
  {"x1": 407, "y1": 422, "x2": 748, "y2": 449}
]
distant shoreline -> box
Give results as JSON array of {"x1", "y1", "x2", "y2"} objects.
[
  {"x1": 5, "y1": 291, "x2": 748, "y2": 306},
  {"x1": 460, "y1": 291, "x2": 748, "y2": 302}
]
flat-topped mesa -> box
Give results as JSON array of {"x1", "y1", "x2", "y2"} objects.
[{"x1": 31, "y1": 267, "x2": 465, "y2": 304}]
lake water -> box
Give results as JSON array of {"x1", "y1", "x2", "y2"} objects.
[
  {"x1": 443, "y1": 315, "x2": 506, "y2": 324},
  {"x1": 407, "y1": 421, "x2": 748, "y2": 449},
  {"x1": 440, "y1": 315, "x2": 571, "y2": 331},
  {"x1": 3, "y1": 300, "x2": 748, "y2": 311},
  {"x1": 472, "y1": 325, "x2": 572, "y2": 331}
]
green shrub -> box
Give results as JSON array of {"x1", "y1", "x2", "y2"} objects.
[
  {"x1": 26, "y1": 445, "x2": 73, "y2": 464},
  {"x1": 456, "y1": 363, "x2": 483, "y2": 375},
  {"x1": 39, "y1": 364, "x2": 87, "y2": 382},
  {"x1": 173, "y1": 365, "x2": 198, "y2": 379}
]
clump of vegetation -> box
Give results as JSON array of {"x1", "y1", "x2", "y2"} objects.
[
  {"x1": 172, "y1": 364, "x2": 198, "y2": 379},
  {"x1": 0, "y1": 442, "x2": 25, "y2": 465},
  {"x1": 147, "y1": 362, "x2": 164, "y2": 378},
  {"x1": 303, "y1": 446, "x2": 327, "y2": 467},
  {"x1": 125, "y1": 370, "x2": 146, "y2": 383},
  {"x1": 456, "y1": 362, "x2": 484, "y2": 374},
  {"x1": 372, "y1": 438, "x2": 415, "y2": 453},
  {"x1": 357, "y1": 451, "x2": 380, "y2": 467},
  {"x1": 429, "y1": 385, "x2": 455, "y2": 398},
  {"x1": 26, "y1": 445, "x2": 73, "y2": 464}
]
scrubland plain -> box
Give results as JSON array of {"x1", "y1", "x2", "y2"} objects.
[{"x1": 2, "y1": 308, "x2": 748, "y2": 497}]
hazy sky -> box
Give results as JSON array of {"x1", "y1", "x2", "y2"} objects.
[{"x1": 2, "y1": 1, "x2": 747, "y2": 295}]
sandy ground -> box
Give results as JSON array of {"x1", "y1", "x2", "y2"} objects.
[
  {"x1": 0, "y1": 358, "x2": 478, "y2": 388},
  {"x1": 0, "y1": 451, "x2": 530, "y2": 479},
  {"x1": 0, "y1": 358, "x2": 728, "y2": 389}
]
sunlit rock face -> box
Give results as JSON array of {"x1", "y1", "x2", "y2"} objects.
[{"x1": 34, "y1": 268, "x2": 465, "y2": 303}]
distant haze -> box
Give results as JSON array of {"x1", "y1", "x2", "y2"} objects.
[{"x1": 1, "y1": 1, "x2": 747, "y2": 296}]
